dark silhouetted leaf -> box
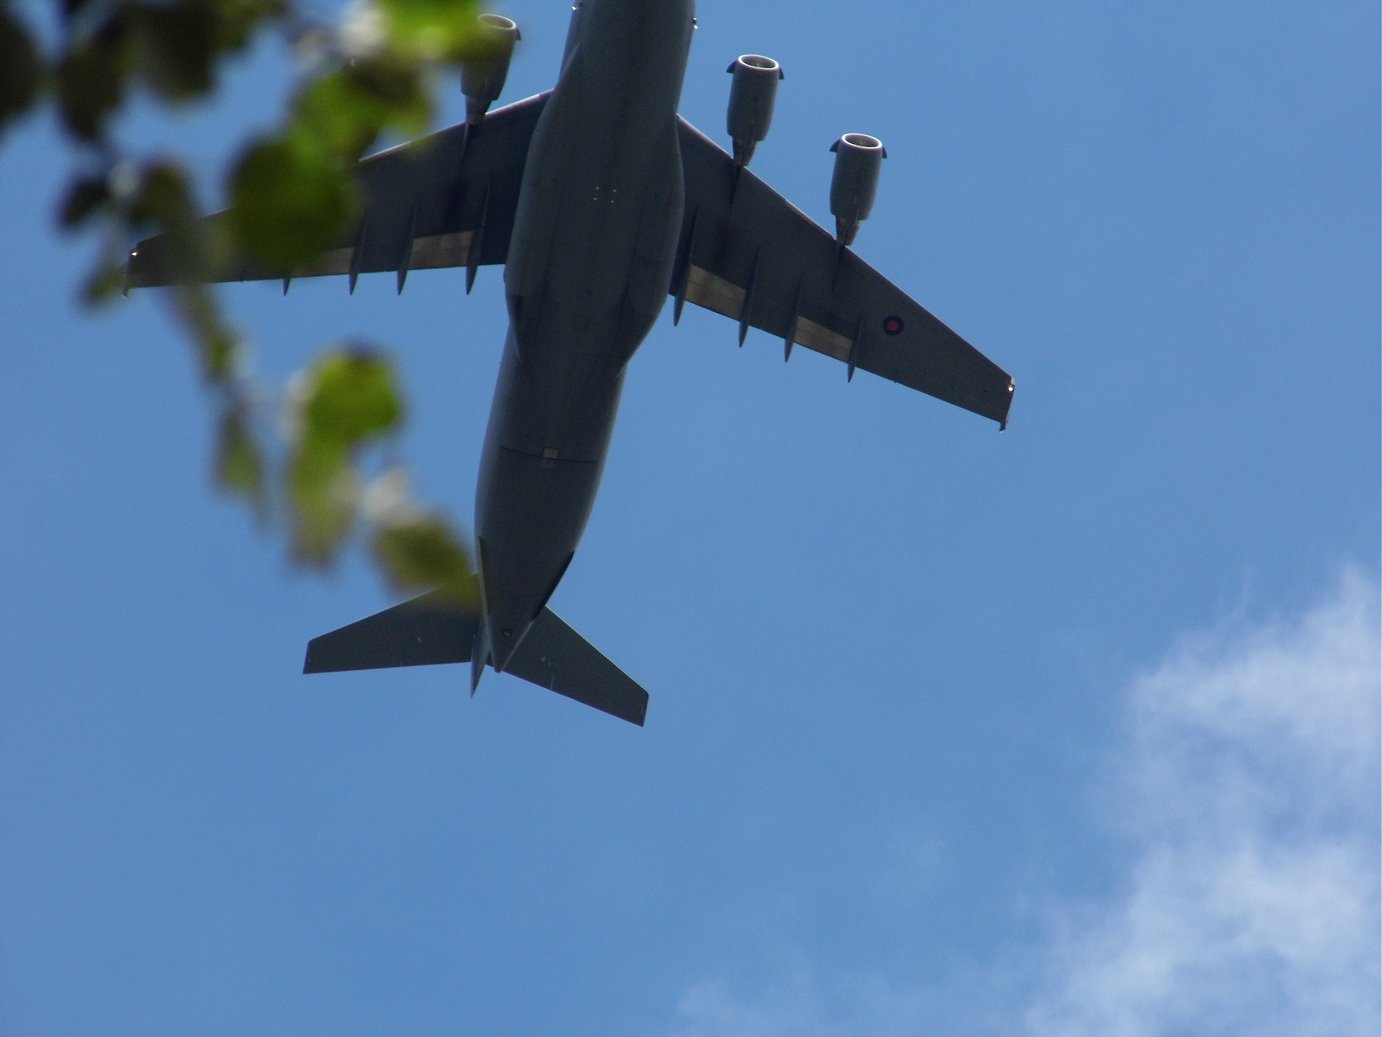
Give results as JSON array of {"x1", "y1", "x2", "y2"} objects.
[
  {"x1": 60, "y1": 0, "x2": 100, "y2": 26},
  {"x1": 213, "y1": 0, "x2": 286, "y2": 51},
  {"x1": 128, "y1": 162, "x2": 196, "y2": 224},
  {"x1": 0, "y1": 10, "x2": 41, "y2": 134},
  {"x1": 56, "y1": 40, "x2": 126, "y2": 141},
  {"x1": 59, "y1": 175, "x2": 111, "y2": 228},
  {"x1": 130, "y1": 2, "x2": 220, "y2": 101},
  {"x1": 127, "y1": 163, "x2": 235, "y2": 285}
]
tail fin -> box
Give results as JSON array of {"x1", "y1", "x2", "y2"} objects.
[
  {"x1": 303, "y1": 594, "x2": 647, "y2": 726},
  {"x1": 505, "y1": 608, "x2": 648, "y2": 726},
  {"x1": 303, "y1": 591, "x2": 478, "y2": 672}
]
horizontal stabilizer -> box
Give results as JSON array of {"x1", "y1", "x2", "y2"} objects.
[
  {"x1": 304, "y1": 595, "x2": 648, "y2": 726},
  {"x1": 303, "y1": 591, "x2": 477, "y2": 673},
  {"x1": 506, "y1": 608, "x2": 649, "y2": 726}
]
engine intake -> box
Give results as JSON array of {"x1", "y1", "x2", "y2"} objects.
[
  {"x1": 829, "y1": 133, "x2": 886, "y2": 246},
  {"x1": 462, "y1": 14, "x2": 521, "y2": 126},
  {"x1": 725, "y1": 54, "x2": 783, "y2": 167}
]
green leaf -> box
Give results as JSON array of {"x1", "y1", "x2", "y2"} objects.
[
  {"x1": 172, "y1": 284, "x2": 242, "y2": 383},
  {"x1": 227, "y1": 132, "x2": 358, "y2": 270},
  {"x1": 376, "y1": 0, "x2": 484, "y2": 62},
  {"x1": 80, "y1": 255, "x2": 127, "y2": 307},
  {"x1": 373, "y1": 515, "x2": 477, "y2": 605},
  {"x1": 294, "y1": 60, "x2": 428, "y2": 160},
  {"x1": 288, "y1": 436, "x2": 355, "y2": 565},
  {"x1": 300, "y1": 349, "x2": 403, "y2": 448},
  {"x1": 214, "y1": 406, "x2": 267, "y2": 519}
]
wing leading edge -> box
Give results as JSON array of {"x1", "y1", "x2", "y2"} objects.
[{"x1": 673, "y1": 118, "x2": 1014, "y2": 427}]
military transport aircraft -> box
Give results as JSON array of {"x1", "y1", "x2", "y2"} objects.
[{"x1": 128, "y1": 0, "x2": 1015, "y2": 727}]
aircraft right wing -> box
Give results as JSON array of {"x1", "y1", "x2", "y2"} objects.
[
  {"x1": 128, "y1": 92, "x2": 550, "y2": 291},
  {"x1": 673, "y1": 118, "x2": 1015, "y2": 427}
]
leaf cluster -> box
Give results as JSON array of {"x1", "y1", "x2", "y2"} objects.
[{"x1": 4, "y1": 0, "x2": 491, "y2": 603}]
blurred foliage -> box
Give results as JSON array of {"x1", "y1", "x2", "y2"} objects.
[{"x1": 1, "y1": 0, "x2": 497, "y2": 602}]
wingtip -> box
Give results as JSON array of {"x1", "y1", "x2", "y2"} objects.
[{"x1": 302, "y1": 635, "x2": 325, "y2": 674}]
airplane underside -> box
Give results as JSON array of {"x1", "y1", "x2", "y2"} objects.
[{"x1": 128, "y1": 0, "x2": 1014, "y2": 727}]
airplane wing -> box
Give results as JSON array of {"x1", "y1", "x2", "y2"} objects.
[
  {"x1": 672, "y1": 118, "x2": 1015, "y2": 427},
  {"x1": 128, "y1": 92, "x2": 550, "y2": 290}
]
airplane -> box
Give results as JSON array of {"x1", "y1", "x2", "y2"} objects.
[{"x1": 128, "y1": 0, "x2": 1015, "y2": 727}]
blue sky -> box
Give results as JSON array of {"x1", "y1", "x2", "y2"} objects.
[{"x1": 2, "y1": 2, "x2": 1377, "y2": 1034}]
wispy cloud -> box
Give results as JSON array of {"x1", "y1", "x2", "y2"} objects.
[
  {"x1": 1025, "y1": 567, "x2": 1379, "y2": 1037},
  {"x1": 666, "y1": 569, "x2": 1380, "y2": 1037}
]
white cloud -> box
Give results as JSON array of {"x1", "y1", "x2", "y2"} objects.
[
  {"x1": 666, "y1": 569, "x2": 1380, "y2": 1037},
  {"x1": 1025, "y1": 568, "x2": 1379, "y2": 1037},
  {"x1": 670, "y1": 962, "x2": 835, "y2": 1037},
  {"x1": 667, "y1": 958, "x2": 972, "y2": 1037}
]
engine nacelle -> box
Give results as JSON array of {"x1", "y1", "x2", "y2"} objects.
[
  {"x1": 725, "y1": 54, "x2": 783, "y2": 166},
  {"x1": 829, "y1": 133, "x2": 886, "y2": 246},
  {"x1": 462, "y1": 14, "x2": 521, "y2": 126}
]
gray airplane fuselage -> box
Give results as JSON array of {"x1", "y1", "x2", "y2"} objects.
[{"x1": 476, "y1": 0, "x2": 696, "y2": 670}]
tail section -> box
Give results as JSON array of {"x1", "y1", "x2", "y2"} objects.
[
  {"x1": 303, "y1": 591, "x2": 478, "y2": 672},
  {"x1": 303, "y1": 594, "x2": 647, "y2": 726},
  {"x1": 504, "y1": 608, "x2": 648, "y2": 725}
]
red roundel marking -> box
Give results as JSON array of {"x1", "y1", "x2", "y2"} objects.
[{"x1": 882, "y1": 315, "x2": 905, "y2": 336}]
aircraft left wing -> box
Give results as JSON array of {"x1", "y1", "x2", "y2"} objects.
[
  {"x1": 128, "y1": 92, "x2": 550, "y2": 290},
  {"x1": 672, "y1": 118, "x2": 1014, "y2": 427}
]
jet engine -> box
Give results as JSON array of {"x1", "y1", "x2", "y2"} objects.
[
  {"x1": 462, "y1": 14, "x2": 521, "y2": 125},
  {"x1": 828, "y1": 133, "x2": 886, "y2": 246},
  {"x1": 725, "y1": 54, "x2": 783, "y2": 166}
]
